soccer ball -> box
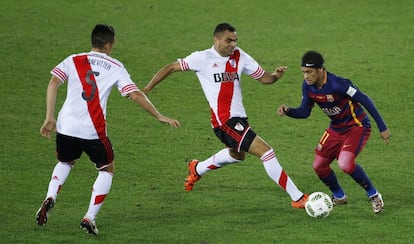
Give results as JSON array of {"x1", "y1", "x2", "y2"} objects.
[{"x1": 305, "y1": 192, "x2": 333, "y2": 218}]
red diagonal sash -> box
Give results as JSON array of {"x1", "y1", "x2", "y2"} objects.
[
  {"x1": 215, "y1": 50, "x2": 240, "y2": 126},
  {"x1": 73, "y1": 55, "x2": 106, "y2": 139}
]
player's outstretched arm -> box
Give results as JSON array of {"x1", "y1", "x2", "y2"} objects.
[
  {"x1": 258, "y1": 66, "x2": 288, "y2": 84},
  {"x1": 128, "y1": 91, "x2": 180, "y2": 128},
  {"x1": 143, "y1": 61, "x2": 182, "y2": 94}
]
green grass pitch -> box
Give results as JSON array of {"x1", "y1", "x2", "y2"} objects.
[{"x1": 1, "y1": 0, "x2": 413, "y2": 243}]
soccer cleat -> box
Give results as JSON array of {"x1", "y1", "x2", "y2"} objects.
[
  {"x1": 184, "y1": 159, "x2": 201, "y2": 191},
  {"x1": 36, "y1": 197, "x2": 55, "y2": 226},
  {"x1": 332, "y1": 195, "x2": 348, "y2": 205},
  {"x1": 370, "y1": 193, "x2": 384, "y2": 214},
  {"x1": 291, "y1": 194, "x2": 308, "y2": 209},
  {"x1": 80, "y1": 217, "x2": 99, "y2": 235}
]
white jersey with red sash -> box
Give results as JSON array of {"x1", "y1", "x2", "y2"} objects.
[
  {"x1": 178, "y1": 47, "x2": 265, "y2": 128},
  {"x1": 51, "y1": 51, "x2": 139, "y2": 139}
]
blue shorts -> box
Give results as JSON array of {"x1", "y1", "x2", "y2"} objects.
[
  {"x1": 213, "y1": 117, "x2": 257, "y2": 152},
  {"x1": 56, "y1": 133, "x2": 114, "y2": 169}
]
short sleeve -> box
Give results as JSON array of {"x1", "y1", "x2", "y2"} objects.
[
  {"x1": 239, "y1": 49, "x2": 264, "y2": 79},
  {"x1": 117, "y1": 67, "x2": 139, "y2": 96},
  {"x1": 179, "y1": 51, "x2": 204, "y2": 72},
  {"x1": 50, "y1": 56, "x2": 73, "y2": 83}
]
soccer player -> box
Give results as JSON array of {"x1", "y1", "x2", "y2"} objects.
[
  {"x1": 277, "y1": 50, "x2": 390, "y2": 214},
  {"x1": 143, "y1": 23, "x2": 308, "y2": 208},
  {"x1": 36, "y1": 24, "x2": 180, "y2": 235}
]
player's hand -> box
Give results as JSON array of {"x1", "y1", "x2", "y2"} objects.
[
  {"x1": 272, "y1": 66, "x2": 288, "y2": 80},
  {"x1": 380, "y1": 129, "x2": 390, "y2": 145},
  {"x1": 158, "y1": 116, "x2": 180, "y2": 128},
  {"x1": 40, "y1": 119, "x2": 56, "y2": 139},
  {"x1": 277, "y1": 104, "x2": 289, "y2": 116}
]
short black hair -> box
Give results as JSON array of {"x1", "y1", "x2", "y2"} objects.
[
  {"x1": 301, "y1": 51, "x2": 324, "y2": 68},
  {"x1": 91, "y1": 24, "x2": 115, "y2": 49},
  {"x1": 213, "y1": 23, "x2": 236, "y2": 36}
]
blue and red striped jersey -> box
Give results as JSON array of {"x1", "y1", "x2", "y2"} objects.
[{"x1": 287, "y1": 71, "x2": 387, "y2": 133}]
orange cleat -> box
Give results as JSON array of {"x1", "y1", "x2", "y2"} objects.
[
  {"x1": 291, "y1": 194, "x2": 308, "y2": 209},
  {"x1": 184, "y1": 159, "x2": 201, "y2": 191}
]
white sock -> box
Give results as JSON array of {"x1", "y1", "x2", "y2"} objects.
[
  {"x1": 261, "y1": 149, "x2": 303, "y2": 201},
  {"x1": 85, "y1": 171, "x2": 113, "y2": 220},
  {"x1": 46, "y1": 161, "x2": 72, "y2": 200},
  {"x1": 196, "y1": 148, "x2": 242, "y2": 175}
]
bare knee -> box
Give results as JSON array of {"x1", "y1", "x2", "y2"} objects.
[
  {"x1": 100, "y1": 162, "x2": 114, "y2": 174},
  {"x1": 247, "y1": 135, "x2": 271, "y2": 158},
  {"x1": 229, "y1": 149, "x2": 245, "y2": 161},
  {"x1": 337, "y1": 151, "x2": 356, "y2": 174},
  {"x1": 312, "y1": 155, "x2": 332, "y2": 177}
]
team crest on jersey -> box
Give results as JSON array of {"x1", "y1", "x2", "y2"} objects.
[
  {"x1": 234, "y1": 122, "x2": 244, "y2": 131},
  {"x1": 229, "y1": 59, "x2": 237, "y2": 68},
  {"x1": 326, "y1": 94, "x2": 334, "y2": 102}
]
